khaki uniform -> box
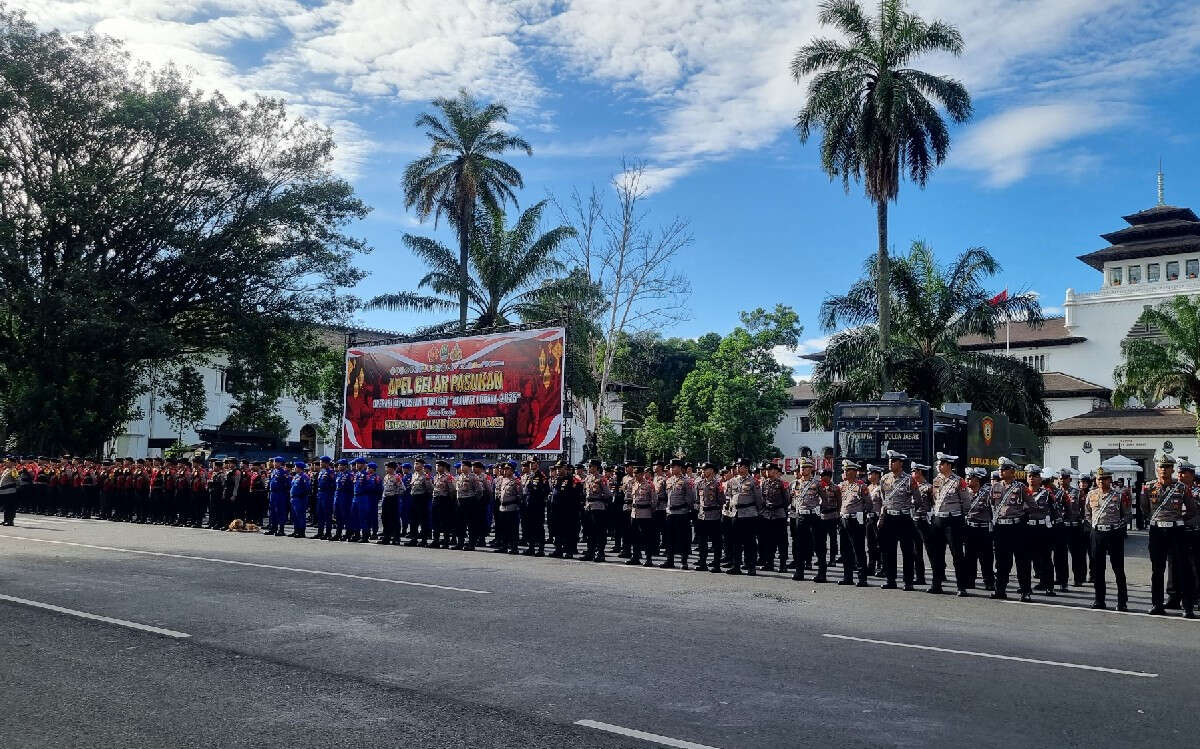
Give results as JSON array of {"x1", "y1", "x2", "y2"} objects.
[
  {"x1": 928, "y1": 474, "x2": 971, "y2": 592},
  {"x1": 877, "y1": 472, "x2": 919, "y2": 586},
  {"x1": 1086, "y1": 487, "x2": 1129, "y2": 608},
  {"x1": 836, "y1": 480, "x2": 871, "y2": 584},
  {"x1": 1144, "y1": 480, "x2": 1197, "y2": 611},
  {"x1": 724, "y1": 475, "x2": 763, "y2": 573},
  {"x1": 694, "y1": 476, "x2": 724, "y2": 571}
]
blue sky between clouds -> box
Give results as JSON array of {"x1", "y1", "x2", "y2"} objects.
[{"x1": 15, "y1": 0, "x2": 1200, "y2": 377}]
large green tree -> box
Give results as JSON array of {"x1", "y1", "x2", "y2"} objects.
[
  {"x1": 1113, "y1": 296, "x2": 1200, "y2": 429},
  {"x1": 792, "y1": 0, "x2": 972, "y2": 390},
  {"x1": 403, "y1": 90, "x2": 532, "y2": 332},
  {"x1": 0, "y1": 12, "x2": 368, "y2": 454},
  {"x1": 812, "y1": 242, "x2": 1050, "y2": 434},
  {"x1": 670, "y1": 305, "x2": 800, "y2": 465}
]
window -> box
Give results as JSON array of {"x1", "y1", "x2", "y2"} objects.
[
  {"x1": 1020, "y1": 354, "x2": 1045, "y2": 372},
  {"x1": 800, "y1": 417, "x2": 810, "y2": 432},
  {"x1": 1188, "y1": 259, "x2": 1199, "y2": 279},
  {"x1": 1109, "y1": 267, "x2": 1122, "y2": 285},
  {"x1": 219, "y1": 370, "x2": 233, "y2": 393},
  {"x1": 1147, "y1": 263, "x2": 1160, "y2": 282},
  {"x1": 1167, "y1": 261, "x2": 1179, "y2": 281},
  {"x1": 1070, "y1": 456, "x2": 1079, "y2": 470},
  {"x1": 1127, "y1": 265, "x2": 1141, "y2": 284}
]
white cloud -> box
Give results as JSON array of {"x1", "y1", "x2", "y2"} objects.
[{"x1": 772, "y1": 334, "x2": 830, "y2": 371}]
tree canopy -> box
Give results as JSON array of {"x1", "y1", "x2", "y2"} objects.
[
  {"x1": 812, "y1": 241, "x2": 1050, "y2": 434},
  {"x1": 0, "y1": 11, "x2": 369, "y2": 453},
  {"x1": 1113, "y1": 296, "x2": 1200, "y2": 425}
]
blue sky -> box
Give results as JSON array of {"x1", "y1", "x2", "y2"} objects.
[{"x1": 16, "y1": 0, "x2": 1200, "y2": 376}]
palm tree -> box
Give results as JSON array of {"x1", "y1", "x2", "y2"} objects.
[
  {"x1": 365, "y1": 200, "x2": 578, "y2": 335},
  {"x1": 792, "y1": 0, "x2": 972, "y2": 390},
  {"x1": 403, "y1": 90, "x2": 532, "y2": 331},
  {"x1": 812, "y1": 241, "x2": 1050, "y2": 434},
  {"x1": 1113, "y1": 296, "x2": 1200, "y2": 421}
]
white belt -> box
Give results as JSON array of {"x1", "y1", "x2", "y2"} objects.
[
  {"x1": 932, "y1": 511, "x2": 961, "y2": 518},
  {"x1": 995, "y1": 518, "x2": 1023, "y2": 525},
  {"x1": 1152, "y1": 520, "x2": 1184, "y2": 528},
  {"x1": 1094, "y1": 524, "x2": 1121, "y2": 531},
  {"x1": 794, "y1": 509, "x2": 820, "y2": 516},
  {"x1": 966, "y1": 520, "x2": 991, "y2": 528},
  {"x1": 840, "y1": 512, "x2": 865, "y2": 522},
  {"x1": 1061, "y1": 521, "x2": 1081, "y2": 526},
  {"x1": 885, "y1": 509, "x2": 906, "y2": 516}
]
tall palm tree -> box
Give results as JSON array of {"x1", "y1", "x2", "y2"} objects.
[
  {"x1": 1113, "y1": 296, "x2": 1200, "y2": 421},
  {"x1": 403, "y1": 89, "x2": 532, "y2": 331},
  {"x1": 792, "y1": 0, "x2": 972, "y2": 390},
  {"x1": 812, "y1": 241, "x2": 1050, "y2": 434},
  {"x1": 366, "y1": 200, "x2": 578, "y2": 335}
]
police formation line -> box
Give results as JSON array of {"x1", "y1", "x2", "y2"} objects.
[{"x1": 1, "y1": 450, "x2": 1196, "y2": 617}]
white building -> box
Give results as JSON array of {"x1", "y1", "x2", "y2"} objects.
[{"x1": 782, "y1": 197, "x2": 1200, "y2": 476}]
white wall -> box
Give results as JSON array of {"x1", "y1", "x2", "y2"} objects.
[
  {"x1": 773, "y1": 405, "x2": 834, "y2": 459},
  {"x1": 1046, "y1": 396, "x2": 1106, "y2": 423},
  {"x1": 1045, "y1": 433, "x2": 1198, "y2": 475}
]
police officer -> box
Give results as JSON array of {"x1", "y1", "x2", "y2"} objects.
[
  {"x1": 430, "y1": 460, "x2": 456, "y2": 548},
  {"x1": 406, "y1": 460, "x2": 432, "y2": 546},
  {"x1": 1025, "y1": 465, "x2": 1056, "y2": 596},
  {"x1": 662, "y1": 458, "x2": 695, "y2": 569},
  {"x1": 1, "y1": 456, "x2": 17, "y2": 526},
  {"x1": 453, "y1": 461, "x2": 479, "y2": 550},
  {"x1": 725, "y1": 458, "x2": 763, "y2": 576},
  {"x1": 581, "y1": 458, "x2": 611, "y2": 563},
  {"x1": 991, "y1": 457, "x2": 1034, "y2": 602},
  {"x1": 354, "y1": 462, "x2": 381, "y2": 543},
  {"x1": 1053, "y1": 468, "x2": 1087, "y2": 590},
  {"x1": 1086, "y1": 467, "x2": 1129, "y2": 611},
  {"x1": 265, "y1": 457, "x2": 290, "y2": 537},
  {"x1": 758, "y1": 462, "x2": 789, "y2": 572},
  {"x1": 910, "y1": 462, "x2": 933, "y2": 586},
  {"x1": 836, "y1": 460, "x2": 871, "y2": 587},
  {"x1": 494, "y1": 461, "x2": 522, "y2": 554},
  {"x1": 627, "y1": 465, "x2": 657, "y2": 567},
  {"x1": 289, "y1": 461, "x2": 311, "y2": 538},
  {"x1": 521, "y1": 458, "x2": 548, "y2": 556},
  {"x1": 617, "y1": 461, "x2": 638, "y2": 559},
  {"x1": 864, "y1": 464, "x2": 883, "y2": 576},
  {"x1": 878, "y1": 450, "x2": 919, "y2": 591},
  {"x1": 929, "y1": 453, "x2": 970, "y2": 596},
  {"x1": 963, "y1": 467, "x2": 994, "y2": 591},
  {"x1": 789, "y1": 457, "x2": 826, "y2": 582},
  {"x1": 1143, "y1": 454, "x2": 1196, "y2": 617},
  {"x1": 1178, "y1": 461, "x2": 1200, "y2": 612},
  {"x1": 694, "y1": 462, "x2": 724, "y2": 573},
  {"x1": 379, "y1": 461, "x2": 402, "y2": 544},
  {"x1": 222, "y1": 456, "x2": 242, "y2": 531},
  {"x1": 313, "y1": 457, "x2": 335, "y2": 540},
  {"x1": 549, "y1": 460, "x2": 581, "y2": 558}
]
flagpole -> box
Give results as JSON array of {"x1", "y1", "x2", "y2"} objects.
[{"x1": 1005, "y1": 288, "x2": 1010, "y2": 353}]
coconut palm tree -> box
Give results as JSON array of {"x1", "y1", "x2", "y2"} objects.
[
  {"x1": 812, "y1": 241, "x2": 1050, "y2": 435},
  {"x1": 403, "y1": 90, "x2": 532, "y2": 331},
  {"x1": 792, "y1": 0, "x2": 972, "y2": 390},
  {"x1": 365, "y1": 200, "x2": 579, "y2": 335},
  {"x1": 1113, "y1": 296, "x2": 1200, "y2": 418}
]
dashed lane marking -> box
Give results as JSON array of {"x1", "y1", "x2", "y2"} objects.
[
  {"x1": 575, "y1": 720, "x2": 722, "y2": 749},
  {"x1": 0, "y1": 593, "x2": 191, "y2": 638},
  {"x1": 822, "y1": 633, "x2": 1158, "y2": 678}
]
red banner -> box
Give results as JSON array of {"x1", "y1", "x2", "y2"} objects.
[{"x1": 342, "y1": 327, "x2": 565, "y2": 453}]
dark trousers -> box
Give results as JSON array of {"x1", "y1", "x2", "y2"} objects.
[
  {"x1": 758, "y1": 517, "x2": 788, "y2": 567},
  {"x1": 791, "y1": 515, "x2": 827, "y2": 577},
  {"x1": 865, "y1": 515, "x2": 881, "y2": 573},
  {"x1": 1027, "y1": 523, "x2": 1054, "y2": 589},
  {"x1": 838, "y1": 515, "x2": 868, "y2": 583},
  {"x1": 653, "y1": 510, "x2": 666, "y2": 553},
  {"x1": 732, "y1": 516, "x2": 757, "y2": 570},
  {"x1": 720, "y1": 515, "x2": 735, "y2": 565},
  {"x1": 963, "y1": 524, "x2": 994, "y2": 588},
  {"x1": 1149, "y1": 525, "x2": 1194, "y2": 608},
  {"x1": 585, "y1": 510, "x2": 608, "y2": 558},
  {"x1": 1, "y1": 490, "x2": 15, "y2": 525},
  {"x1": 381, "y1": 495, "x2": 401, "y2": 542},
  {"x1": 913, "y1": 517, "x2": 930, "y2": 581},
  {"x1": 431, "y1": 497, "x2": 456, "y2": 544},
  {"x1": 878, "y1": 513, "x2": 917, "y2": 585},
  {"x1": 496, "y1": 510, "x2": 520, "y2": 552},
  {"x1": 522, "y1": 505, "x2": 545, "y2": 549},
  {"x1": 609, "y1": 506, "x2": 628, "y2": 551},
  {"x1": 408, "y1": 495, "x2": 431, "y2": 540},
  {"x1": 1090, "y1": 528, "x2": 1127, "y2": 606},
  {"x1": 695, "y1": 517, "x2": 722, "y2": 567},
  {"x1": 928, "y1": 515, "x2": 968, "y2": 590},
  {"x1": 554, "y1": 507, "x2": 579, "y2": 555},
  {"x1": 994, "y1": 522, "x2": 1031, "y2": 595},
  {"x1": 633, "y1": 517, "x2": 656, "y2": 562},
  {"x1": 1054, "y1": 524, "x2": 1087, "y2": 586},
  {"x1": 665, "y1": 513, "x2": 690, "y2": 561}
]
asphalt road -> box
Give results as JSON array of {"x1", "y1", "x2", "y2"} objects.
[{"x1": 1, "y1": 514, "x2": 1197, "y2": 749}]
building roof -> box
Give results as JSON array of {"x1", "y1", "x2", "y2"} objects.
[
  {"x1": 788, "y1": 382, "x2": 816, "y2": 405},
  {"x1": 1078, "y1": 203, "x2": 1200, "y2": 271},
  {"x1": 957, "y1": 317, "x2": 1087, "y2": 350},
  {"x1": 1041, "y1": 372, "x2": 1111, "y2": 399},
  {"x1": 1049, "y1": 408, "x2": 1198, "y2": 436}
]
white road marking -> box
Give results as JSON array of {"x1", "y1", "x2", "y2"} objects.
[
  {"x1": 575, "y1": 720, "x2": 722, "y2": 749},
  {"x1": 822, "y1": 634, "x2": 1158, "y2": 678},
  {"x1": 1001, "y1": 598, "x2": 1199, "y2": 621},
  {"x1": 0, "y1": 534, "x2": 491, "y2": 595},
  {"x1": 0, "y1": 593, "x2": 191, "y2": 639}
]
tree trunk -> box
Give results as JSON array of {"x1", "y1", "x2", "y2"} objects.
[
  {"x1": 876, "y1": 199, "x2": 891, "y2": 393},
  {"x1": 458, "y1": 202, "x2": 472, "y2": 333}
]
